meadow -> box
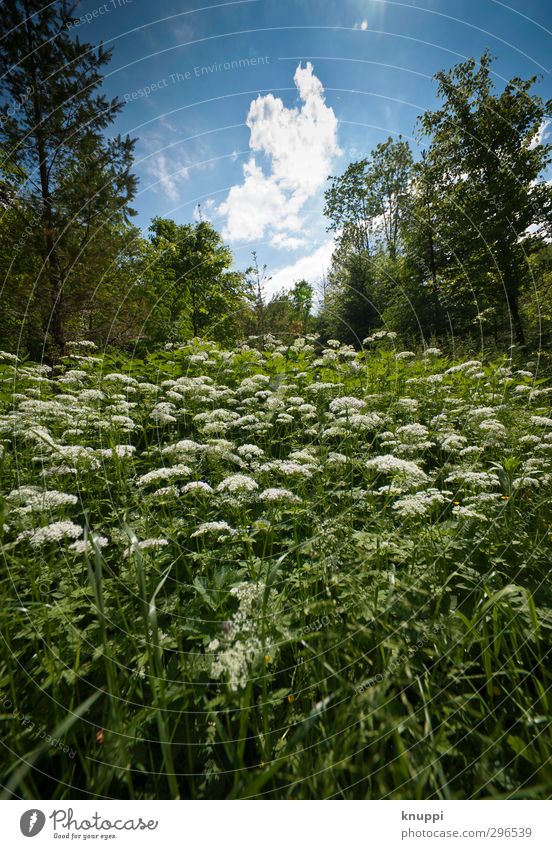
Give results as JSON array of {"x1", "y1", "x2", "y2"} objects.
[{"x1": 0, "y1": 333, "x2": 551, "y2": 799}]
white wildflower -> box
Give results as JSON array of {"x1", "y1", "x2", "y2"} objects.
[
  {"x1": 216, "y1": 474, "x2": 259, "y2": 494},
  {"x1": 191, "y1": 521, "x2": 238, "y2": 540},
  {"x1": 136, "y1": 464, "x2": 191, "y2": 487},
  {"x1": 123, "y1": 538, "x2": 170, "y2": 558},
  {"x1": 181, "y1": 481, "x2": 214, "y2": 495},
  {"x1": 329, "y1": 396, "x2": 366, "y2": 415},
  {"x1": 69, "y1": 534, "x2": 108, "y2": 554},
  {"x1": 366, "y1": 455, "x2": 428, "y2": 487},
  {"x1": 259, "y1": 488, "x2": 301, "y2": 503},
  {"x1": 17, "y1": 520, "x2": 83, "y2": 547},
  {"x1": 393, "y1": 489, "x2": 445, "y2": 518},
  {"x1": 531, "y1": 416, "x2": 552, "y2": 427}
]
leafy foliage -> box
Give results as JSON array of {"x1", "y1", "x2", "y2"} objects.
[{"x1": 0, "y1": 336, "x2": 551, "y2": 799}]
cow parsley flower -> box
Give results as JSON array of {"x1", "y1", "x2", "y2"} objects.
[
  {"x1": 123, "y1": 538, "x2": 170, "y2": 558},
  {"x1": 191, "y1": 521, "x2": 238, "y2": 541},
  {"x1": 329, "y1": 396, "x2": 366, "y2": 415},
  {"x1": 209, "y1": 637, "x2": 262, "y2": 691},
  {"x1": 260, "y1": 460, "x2": 313, "y2": 478},
  {"x1": 236, "y1": 444, "x2": 265, "y2": 462},
  {"x1": 70, "y1": 534, "x2": 108, "y2": 554},
  {"x1": 103, "y1": 372, "x2": 139, "y2": 386},
  {"x1": 259, "y1": 488, "x2": 301, "y2": 503},
  {"x1": 452, "y1": 505, "x2": 488, "y2": 521},
  {"x1": 150, "y1": 403, "x2": 176, "y2": 424},
  {"x1": 216, "y1": 474, "x2": 259, "y2": 494},
  {"x1": 181, "y1": 481, "x2": 214, "y2": 495},
  {"x1": 445, "y1": 470, "x2": 500, "y2": 489},
  {"x1": 96, "y1": 445, "x2": 136, "y2": 459},
  {"x1": 346, "y1": 413, "x2": 383, "y2": 431},
  {"x1": 440, "y1": 434, "x2": 467, "y2": 453},
  {"x1": 366, "y1": 455, "x2": 428, "y2": 487},
  {"x1": 17, "y1": 521, "x2": 83, "y2": 547},
  {"x1": 10, "y1": 489, "x2": 78, "y2": 513},
  {"x1": 397, "y1": 423, "x2": 430, "y2": 442},
  {"x1": 137, "y1": 464, "x2": 191, "y2": 487},
  {"x1": 393, "y1": 489, "x2": 445, "y2": 518},
  {"x1": 396, "y1": 398, "x2": 419, "y2": 412}
]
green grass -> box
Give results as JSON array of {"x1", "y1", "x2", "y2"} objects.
[{"x1": 0, "y1": 335, "x2": 551, "y2": 799}]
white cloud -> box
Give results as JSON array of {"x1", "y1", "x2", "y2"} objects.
[
  {"x1": 218, "y1": 159, "x2": 304, "y2": 241},
  {"x1": 270, "y1": 233, "x2": 307, "y2": 250},
  {"x1": 528, "y1": 118, "x2": 550, "y2": 150},
  {"x1": 146, "y1": 151, "x2": 189, "y2": 202},
  {"x1": 266, "y1": 238, "x2": 335, "y2": 297},
  {"x1": 193, "y1": 198, "x2": 216, "y2": 222},
  {"x1": 218, "y1": 62, "x2": 340, "y2": 245}
]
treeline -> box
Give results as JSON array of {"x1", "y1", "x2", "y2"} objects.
[
  {"x1": 1, "y1": 1, "x2": 257, "y2": 359},
  {"x1": 0, "y1": 1, "x2": 314, "y2": 360},
  {"x1": 1, "y1": 1, "x2": 551, "y2": 359},
  {"x1": 318, "y1": 52, "x2": 552, "y2": 350}
]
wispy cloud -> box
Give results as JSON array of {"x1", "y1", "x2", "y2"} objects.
[
  {"x1": 145, "y1": 150, "x2": 189, "y2": 202},
  {"x1": 218, "y1": 62, "x2": 340, "y2": 246}
]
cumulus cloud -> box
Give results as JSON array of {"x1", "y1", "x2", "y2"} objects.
[
  {"x1": 270, "y1": 233, "x2": 307, "y2": 251},
  {"x1": 218, "y1": 62, "x2": 340, "y2": 245},
  {"x1": 266, "y1": 238, "x2": 335, "y2": 297}
]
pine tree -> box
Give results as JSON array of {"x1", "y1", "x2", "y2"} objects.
[{"x1": 0, "y1": 0, "x2": 137, "y2": 358}]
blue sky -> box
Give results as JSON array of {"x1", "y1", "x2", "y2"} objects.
[{"x1": 74, "y1": 0, "x2": 552, "y2": 295}]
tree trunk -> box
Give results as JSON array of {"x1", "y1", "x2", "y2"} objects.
[
  {"x1": 425, "y1": 196, "x2": 444, "y2": 338},
  {"x1": 23, "y1": 0, "x2": 64, "y2": 359},
  {"x1": 506, "y1": 288, "x2": 526, "y2": 347},
  {"x1": 501, "y1": 252, "x2": 525, "y2": 347}
]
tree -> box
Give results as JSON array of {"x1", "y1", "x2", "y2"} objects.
[
  {"x1": 418, "y1": 51, "x2": 552, "y2": 345},
  {"x1": 324, "y1": 137, "x2": 413, "y2": 258},
  {"x1": 244, "y1": 251, "x2": 271, "y2": 336},
  {"x1": 321, "y1": 138, "x2": 413, "y2": 343},
  {"x1": 401, "y1": 152, "x2": 449, "y2": 338},
  {"x1": 0, "y1": 0, "x2": 137, "y2": 358},
  {"x1": 325, "y1": 159, "x2": 376, "y2": 254},
  {"x1": 369, "y1": 137, "x2": 413, "y2": 259},
  {"x1": 289, "y1": 279, "x2": 313, "y2": 332},
  {"x1": 317, "y1": 251, "x2": 381, "y2": 345},
  {"x1": 149, "y1": 218, "x2": 247, "y2": 342}
]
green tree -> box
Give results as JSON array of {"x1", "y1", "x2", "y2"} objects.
[
  {"x1": 324, "y1": 137, "x2": 413, "y2": 258},
  {"x1": 369, "y1": 137, "x2": 413, "y2": 259},
  {"x1": 321, "y1": 138, "x2": 413, "y2": 343},
  {"x1": 149, "y1": 218, "x2": 247, "y2": 342},
  {"x1": 418, "y1": 51, "x2": 552, "y2": 345},
  {"x1": 0, "y1": 0, "x2": 137, "y2": 358},
  {"x1": 289, "y1": 279, "x2": 313, "y2": 332}
]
